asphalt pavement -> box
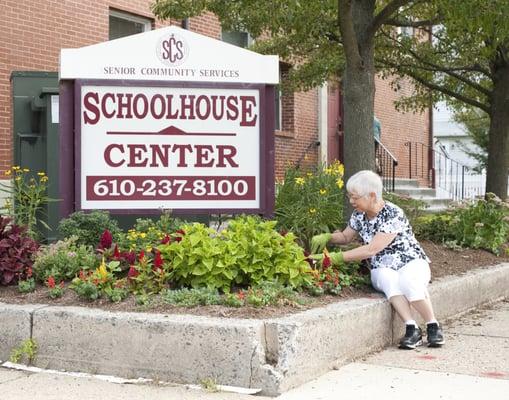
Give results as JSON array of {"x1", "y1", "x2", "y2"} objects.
[{"x1": 1, "y1": 300, "x2": 508, "y2": 400}]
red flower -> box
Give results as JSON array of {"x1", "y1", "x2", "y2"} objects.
[
  {"x1": 138, "y1": 250, "x2": 145, "y2": 262},
  {"x1": 237, "y1": 291, "x2": 245, "y2": 300},
  {"x1": 79, "y1": 270, "x2": 86, "y2": 280},
  {"x1": 123, "y1": 251, "x2": 136, "y2": 264},
  {"x1": 26, "y1": 267, "x2": 33, "y2": 278},
  {"x1": 322, "y1": 255, "x2": 331, "y2": 269},
  {"x1": 99, "y1": 230, "x2": 113, "y2": 249},
  {"x1": 127, "y1": 265, "x2": 139, "y2": 279},
  {"x1": 153, "y1": 250, "x2": 163, "y2": 270},
  {"x1": 47, "y1": 276, "x2": 56, "y2": 289},
  {"x1": 113, "y1": 244, "x2": 120, "y2": 259},
  {"x1": 279, "y1": 229, "x2": 288, "y2": 236},
  {"x1": 175, "y1": 236, "x2": 182, "y2": 243},
  {"x1": 161, "y1": 235, "x2": 171, "y2": 244},
  {"x1": 176, "y1": 229, "x2": 185, "y2": 236}
]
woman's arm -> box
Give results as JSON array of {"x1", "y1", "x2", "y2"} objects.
[
  {"x1": 329, "y1": 226, "x2": 358, "y2": 245},
  {"x1": 342, "y1": 232, "x2": 397, "y2": 262}
]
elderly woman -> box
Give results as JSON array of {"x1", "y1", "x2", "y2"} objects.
[{"x1": 312, "y1": 170, "x2": 444, "y2": 349}]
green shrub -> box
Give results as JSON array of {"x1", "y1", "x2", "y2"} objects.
[
  {"x1": 275, "y1": 161, "x2": 345, "y2": 251},
  {"x1": 162, "y1": 287, "x2": 222, "y2": 307},
  {"x1": 32, "y1": 236, "x2": 97, "y2": 282},
  {"x1": 414, "y1": 194, "x2": 509, "y2": 254},
  {"x1": 414, "y1": 213, "x2": 456, "y2": 243},
  {"x1": 58, "y1": 211, "x2": 122, "y2": 248},
  {"x1": 158, "y1": 216, "x2": 313, "y2": 291},
  {"x1": 450, "y1": 194, "x2": 509, "y2": 254},
  {"x1": 383, "y1": 192, "x2": 428, "y2": 225}
]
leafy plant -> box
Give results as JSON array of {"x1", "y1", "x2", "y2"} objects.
[
  {"x1": 18, "y1": 278, "x2": 35, "y2": 293},
  {"x1": 46, "y1": 276, "x2": 64, "y2": 299},
  {"x1": 10, "y1": 338, "x2": 37, "y2": 364},
  {"x1": 384, "y1": 192, "x2": 428, "y2": 225},
  {"x1": 58, "y1": 210, "x2": 122, "y2": 248},
  {"x1": 275, "y1": 161, "x2": 345, "y2": 251},
  {"x1": 127, "y1": 250, "x2": 170, "y2": 296},
  {"x1": 70, "y1": 258, "x2": 121, "y2": 301},
  {"x1": 162, "y1": 287, "x2": 222, "y2": 307},
  {"x1": 32, "y1": 236, "x2": 97, "y2": 283},
  {"x1": 449, "y1": 194, "x2": 509, "y2": 254},
  {"x1": 414, "y1": 213, "x2": 456, "y2": 243},
  {"x1": 0, "y1": 167, "x2": 54, "y2": 239},
  {"x1": 0, "y1": 216, "x2": 39, "y2": 286}
]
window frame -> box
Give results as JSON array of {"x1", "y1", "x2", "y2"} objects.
[{"x1": 109, "y1": 9, "x2": 152, "y2": 40}]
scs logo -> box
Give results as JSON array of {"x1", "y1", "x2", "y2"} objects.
[{"x1": 157, "y1": 33, "x2": 188, "y2": 66}]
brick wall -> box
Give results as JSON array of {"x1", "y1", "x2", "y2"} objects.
[
  {"x1": 0, "y1": 1, "x2": 221, "y2": 175},
  {"x1": 374, "y1": 75, "x2": 431, "y2": 186}
]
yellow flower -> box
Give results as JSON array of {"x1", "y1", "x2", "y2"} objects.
[
  {"x1": 22, "y1": 168, "x2": 29, "y2": 172},
  {"x1": 295, "y1": 177, "x2": 305, "y2": 185},
  {"x1": 40, "y1": 176, "x2": 48, "y2": 182},
  {"x1": 309, "y1": 208, "x2": 317, "y2": 214},
  {"x1": 12, "y1": 166, "x2": 20, "y2": 171},
  {"x1": 139, "y1": 232, "x2": 147, "y2": 238},
  {"x1": 96, "y1": 257, "x2": 108, "y2": 281},
  {"x1": 306, "y1": 172, "x2": 313, "y2": 177},
  {"x1": 4, "y1": 170, "x2": 11, "y2": 176},
  {"x1": 145, "y1": 246, "x2": 153, "y2": 252},
  {"x1": 325, "y1": 168, "x2": 332, "y2": 175},
  {"x1": 37, "y1": 172, "x2": 46, "y2": 176},
  {"x1": 337, "y1": 164, "x2": 345, "y2": 176},
  {"x1": 336, "y1": 179, "x2": 344, "y2": 189},
  {"x1": 319, "y1": 189, "x2": 327, "y2": 195},
  {"x1": 15, "y1": 177, "x2": 21, "y2": 182}
]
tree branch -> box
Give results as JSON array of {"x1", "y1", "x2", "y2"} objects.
[
  {"x1": 384, "y1": 17, "x2": 441, "y2": 27},
  {"x1": 391, "y1": 65, "x2": 490, "y2": 113},
  {"x1": 368, "y1": 0, "x2": 413, "y2": 38},
  {"x1": 338, "y1": 0, "x2": 362, "y2": 67}
]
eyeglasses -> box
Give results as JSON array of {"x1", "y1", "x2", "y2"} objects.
[{"x1": 347, "y1": 193, "x2": 366, "y2": 201}]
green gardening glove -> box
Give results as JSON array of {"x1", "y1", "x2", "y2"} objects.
[{"x1": 310, "y1": 233, "x2": 332, "y2": 254}]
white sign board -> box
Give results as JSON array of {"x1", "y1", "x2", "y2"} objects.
[{"x1": 79, "y1": 84, "x2": 260, "y2": 210}]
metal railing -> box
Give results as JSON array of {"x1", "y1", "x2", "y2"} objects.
[
  {"x1": 375, "y1": 138, "x2": 398, "y2": 192},
  {"x1": 404, "y1": 141, "x2": 485, "y2": 200}
]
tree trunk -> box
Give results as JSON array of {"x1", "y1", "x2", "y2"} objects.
[
  {"x1": 339, "y1": 0, "x2": 376, "y2": 215},
  {"x1": 486, "y1": 64, "x2": 509, "y2": 200}
]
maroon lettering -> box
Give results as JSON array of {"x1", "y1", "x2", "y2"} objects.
[
  {"x1": 171, "y1": 144, "x2": 193, "y2": 167},
  {"x1": 240, "y1": 96, "x2": 257, "y2": 127},
  {"x1": 116, "y1": 93, "x2": 134, "y2": 119},
  {"x1": 195, "y1": 95, "x2": 211, "y2": 120},
  {"x1": 132, "y1": 94, "x2": 149, "y2": 119},
  {"x1": 83, "y1": 92, "x2": 100, "y2": 124},
  {"x1": 179, "y1": 95, "x2": 196, "y2": 120},
  {"x1": 211, "y1": 95, "x2": 225, "y2": 120},
  {"x1": 149, "y1": 144, "x2": 171, "y2": 167},
  {"x1": 150, "y1": 95, "x2": 166, "y2": 119},
  {"x1": 101, "y1": 93, "x2": 116, "y2": 118},
  {"x1": 226, "y1": 96, "x2": 239, "y2": 120},
  {"x1": 104, "y1": 144, "x2": 125, "y2": 167},
  {"x1": 127, "y1": 144, "x2": 148, "y2": 167},
  {"x1": 194, "y1": 145, "x2": 214, "y2": 167},
  {"x1": 216, "y1": 145, "x2": 239, "y2": 168}
]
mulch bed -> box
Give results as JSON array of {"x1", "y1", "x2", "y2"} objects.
[{"x1": 0, "y1": 240, "x2": 507, "y2": 319}]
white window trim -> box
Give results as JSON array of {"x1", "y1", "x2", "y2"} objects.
[{"x1": 109, "y1": 10, "x2": 152, "y2": 32}]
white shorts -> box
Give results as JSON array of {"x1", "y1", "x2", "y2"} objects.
[{"x1": 370, "y1": 258, "x2": 431, "y2": 302}]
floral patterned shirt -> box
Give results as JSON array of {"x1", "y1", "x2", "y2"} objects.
[{"x1": 348, "y1": 201, "x2": 429, "y2": 271}]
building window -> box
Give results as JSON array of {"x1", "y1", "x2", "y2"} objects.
[
  {"x1": 397, "y1": 25, "x2": 414, "y2": 38},
  {"x1": 221, "y1": 30, "x2": 253, "y2": 48},
  {"x1": 109, "y1": 10, "x2": 152, "y2": 40}
]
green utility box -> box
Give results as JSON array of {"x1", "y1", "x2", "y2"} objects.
[{"x1": 10, "y1": 71, "x2": 60, "y2": 242}]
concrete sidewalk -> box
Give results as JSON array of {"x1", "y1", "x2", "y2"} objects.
[{"x1": 1, "y1": 300, "x2": 507, "y2": 400}]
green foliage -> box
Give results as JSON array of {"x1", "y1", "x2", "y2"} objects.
[
  {"x1": 32, "y1": 236, "x2": 97, "y2": 282},
  {"x1": 0, "y1": 167, "x2": 54, "y2": 239},
  {"x1": 70, "y1": 259, "x2": 122, "y2": 301},
  {"x1": 58, "y1": 211, "x2": 122, "y2": 248},
  {"x1": 414, "y1": 194, "x2": 509, "y2": 254},
  {"x1": 275, "y1": 162, "x2": 345, "y2": 251},
  {"x1": 118, "y1": 211, "x2": 185, "y2": 253},
  {"x1": 70, "y1": 280, "x2": 100, "y2": 301},
  {"x1": 10, "y1": 338, "x2": 37, "y2": 364},
  {"x1": 452, "y1": 108, "x2": 489, "y2": 173},
  {"x1": 158, "y1": 216, "x2": 312, "y2": 291},
  {"x1": 128, "y1": 252, "x2": 169, "y2": 296},
  {"x1": 383, "y1": 192, "x2": 428, "y2": 225},
  {"x1": 18, "y1": 278, "x2": 35, "y2": 293},
  {"x1": 414, "y1": 214, "x2": 456, "y2": 243},
  {"x1": 162, "y1": 287, "x2": 222, "y2": 307},
  {"x1": 449, "y1": 194, "x2": 509, "y2": 254}
]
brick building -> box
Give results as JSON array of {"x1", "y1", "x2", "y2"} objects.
[{"x1": 0, "y1": 0, "x2": 430, "y2": 188}]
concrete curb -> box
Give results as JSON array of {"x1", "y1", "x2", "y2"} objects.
[{"x1": 0, "y1": 263, "x2": 508, "y2": 396}]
